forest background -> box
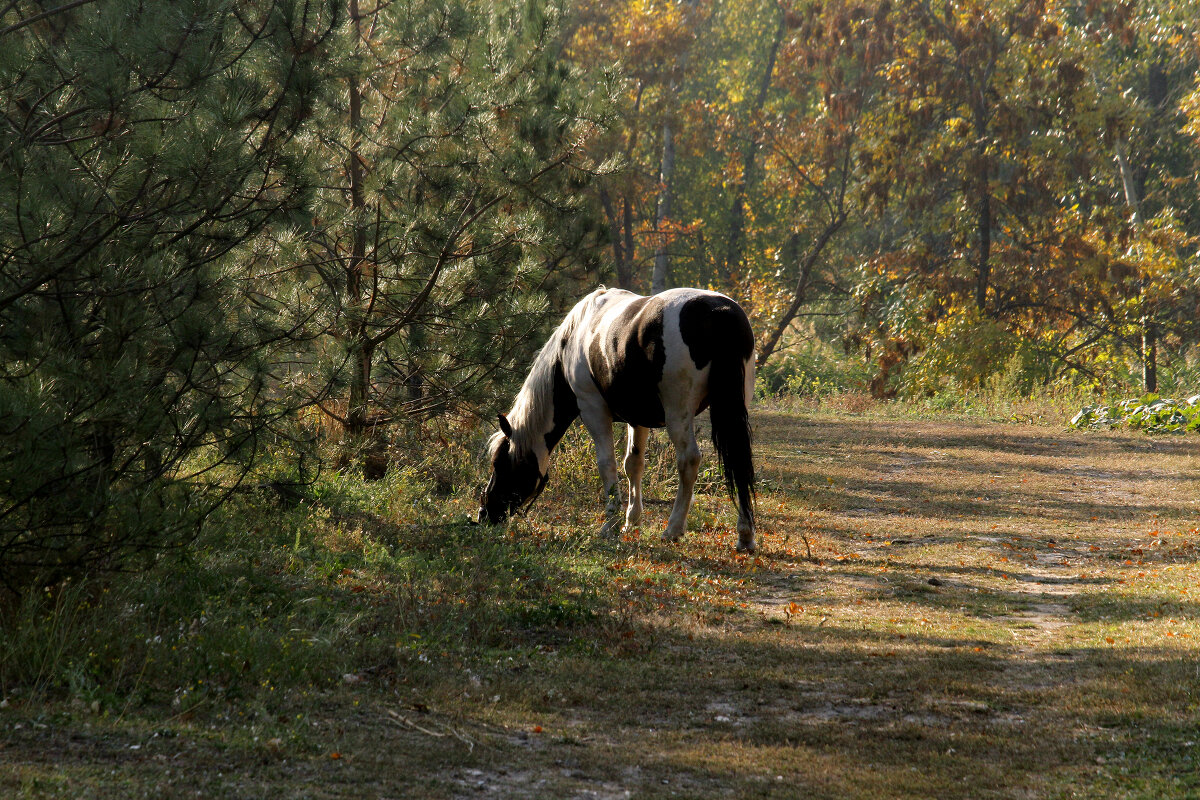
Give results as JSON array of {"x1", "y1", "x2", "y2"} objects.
[{"x1": 2, "y1": 0, "x2": 1199, "y2": 588}]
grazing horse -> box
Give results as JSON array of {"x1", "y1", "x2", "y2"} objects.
[{"x1": 476, "y1": 287, "x2": 758, "y2": 552}]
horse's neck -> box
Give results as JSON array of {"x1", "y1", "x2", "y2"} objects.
[{"x1": 512, "y1": 346, "x2": 578, "y2": 458}]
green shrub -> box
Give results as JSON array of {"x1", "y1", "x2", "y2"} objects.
[
  {"x1": 757, "y1": 341, "x2": 870, "y2": 398},
  {"x1": 1069, "y1": 393, "x2": 1200, "y2": 434}
]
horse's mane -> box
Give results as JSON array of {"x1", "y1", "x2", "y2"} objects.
[{"x1": 491, "y1": 315, "x2": 573, "y2": 460}]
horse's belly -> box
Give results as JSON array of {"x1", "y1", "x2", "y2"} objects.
[{"x1": 603, "y1": 394, "x2": 666, "y2": 428}]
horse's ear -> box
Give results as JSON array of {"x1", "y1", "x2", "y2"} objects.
[{"x1": 497, "y1": 413, "x2": 513, "y2": 438}]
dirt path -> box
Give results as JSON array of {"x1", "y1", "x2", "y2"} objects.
[
  {"x1": 720, "y1": 411, "x2": 1200, "y2": 796},
  {"x1": 452, "y1": 411, "x2": 1200, "y2": 799}
]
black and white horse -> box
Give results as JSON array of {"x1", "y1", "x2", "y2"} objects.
[{"x1": 477, "y1": 287, "x2": 758, "y2": 552}]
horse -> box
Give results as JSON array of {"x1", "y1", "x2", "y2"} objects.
[{"x1": 476, "y1": 286, "x2": 758, "y2": 552}]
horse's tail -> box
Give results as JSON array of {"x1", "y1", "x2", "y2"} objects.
[{"x1": 707, "y1": 315, "x2": 756, "y2": 530}]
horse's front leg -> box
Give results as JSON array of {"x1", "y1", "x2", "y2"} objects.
[
  {"x1": 663, "y1": 416, "x2": 700, "y2": 543},
  {"x1": 579, "y1": 409, "x2": 621, "y2": 535},
  {"x1": 622, "y1": 425, "x2": 649, "y2": 533}
]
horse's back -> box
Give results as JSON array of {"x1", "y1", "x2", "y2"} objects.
[{"x1": 574, "y1": 288, "x2": 752, "y2": 427}]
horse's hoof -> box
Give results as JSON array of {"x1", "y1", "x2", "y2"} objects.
[
  {"x1": 661, "y1": 530, "x2": 684, "y2": 544},
  {"x1": 736, "y1": 539, "x2": 756, "y2": 554}
]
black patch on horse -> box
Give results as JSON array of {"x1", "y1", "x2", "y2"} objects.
[
  {"x1": 678, "y1": 294, "x2": 755, "y2": 371},
  {"x1": 587, "y1": 296, "x2": 667, "y2": 427},
  {"x1": 545, "y1": 358, "x2": 579, "y2": 451}
]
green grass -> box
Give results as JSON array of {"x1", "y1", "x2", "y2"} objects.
[{"x1": 3, "y1": 396, "x2": 1200, "y2": 798}]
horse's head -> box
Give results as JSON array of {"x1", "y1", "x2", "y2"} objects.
[{"x1": 476, "y1": 414, "x2": 547, "y2": 524}]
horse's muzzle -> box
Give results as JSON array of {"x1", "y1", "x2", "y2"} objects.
[{"x1": 475, "y1": 504, "x2": 500, "y2": 525}]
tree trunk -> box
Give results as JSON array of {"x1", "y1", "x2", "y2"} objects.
[
  {"x1": 623, "y1": 197, "x2": 635, "y2": 288},
  {"x1": 972, "y1": 107, "x2": 992, "y2": 312},
  {"x1": 974, "y1": 181, "x2": 991, "y2": 312},
  {"x1": 724, "y1": 11, "x2": 784, "y2": 280},
  {"x1": 1114, "y1": 138, "x2": 1143, "y2": 225},
  {"x1": 406, "y1": 321, "x2": 425, "y2": 404},
  {"x1": 1142, "y1": 322, "x2": 1158, "y2": 393},
  {"x1": 346, "y1": 337, "x2": 375, "y2": 436},
  {"x1": 345, "y1": 0, "x2": 372, "y2": 436},
  {"x1": 598, "y1": 187, "x2": 632, "y2": 289},
  {"x1": 650, "y1": 0, "x2": 701, "y2": 295},
  {"x1": 651, "y1": 118, "x2": 675, "y2": 295},
  {"x1": 1115, "y1": 137, "x2": 1156, "y2": 392},
  {"x1": 756, "y1": 214, "x2": 846, "y2": 366}
]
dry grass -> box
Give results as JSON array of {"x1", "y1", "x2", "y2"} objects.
[{"x1": 4, "y1": 402, "x2": 1200, "y2": 798}]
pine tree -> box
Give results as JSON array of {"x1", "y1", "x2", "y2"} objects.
[
  {"x1": 282, "y1": 0, "x2": 614, "y2": 465},
  {"x1": 0, "y1": 0, "x2": 339, "y2": 591}
]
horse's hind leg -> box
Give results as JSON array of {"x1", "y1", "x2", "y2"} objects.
[
  {"x1": 736, "y1": 503, "x2": 755, "y2": 553},
  {"x1": 622, "y1": 425, "x2": 649, "y2": 533},
  {"x1": 663, "y1": 415, "x2": 700, "y2": 543}
]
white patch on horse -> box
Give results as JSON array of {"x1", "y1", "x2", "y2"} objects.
[{"x1": 660, "y1": 298, "x2": 710, "y2": 415}]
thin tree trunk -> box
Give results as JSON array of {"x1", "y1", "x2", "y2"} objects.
[
  {"x1": 651, "y1": 118, "x2": 675, "y2": 295},
  {"x1": 1115, "y1": 137, "x2": 1156, "y2": 391},
  {"x1": 406, "y1": 321, "x2": 425, "y2": 403},
  {"x1": 622, "y1": 197, "x2": 635, "y2": 287},
  {"x1": 345, "y1": 0, "x2": 372, "y2": 436},
  {"x1": 1115, "y1": 138, "x2": 1143, "y2": 225},
  {"x1": 756, "y1": 214, "x2": 846, "y2": 366},
  {"x1": 974, "y1": 183, "x2": 991, "y2": 312},
  {"x1": 1142, "y1": 322, "x2": 1158, "y2": 393},
  {"x1": 347, "y1": 339, "x2": 375, "y2": 435},
  {"x1": 598, "y1": 186, "x2": 632, "y2": 289},
  {"x1": 724, "y1": 11, "x2": 784, "y2": 280},
  {"x1": 650, "y1": 0, "x2": 700, "y2": 295},
  {"x1": 972, "y1": 105, "x2": 991, "y2": 313}
]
